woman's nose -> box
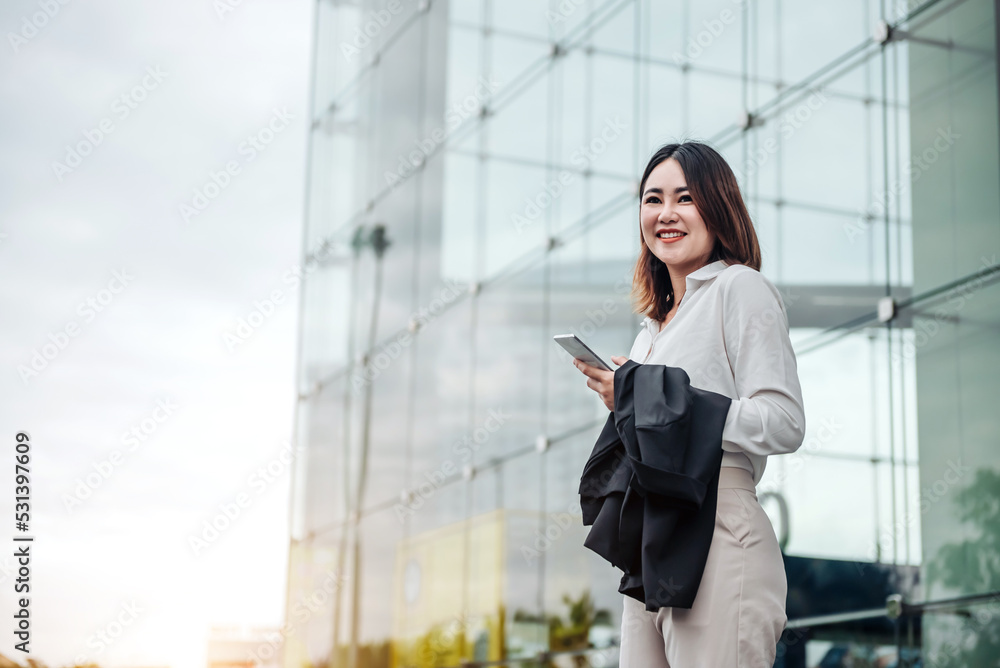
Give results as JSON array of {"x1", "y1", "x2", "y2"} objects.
[{"x1": 658, "y1": 205, "x2": 678, "y2": 224}]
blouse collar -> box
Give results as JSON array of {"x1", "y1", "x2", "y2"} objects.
[{"x1": 640, "y1": 260, "x2": 732, "y2": 328}]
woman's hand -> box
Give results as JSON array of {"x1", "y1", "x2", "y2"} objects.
[{"x1": 573, "y1": 356, "x2": 629, "y2": 412}]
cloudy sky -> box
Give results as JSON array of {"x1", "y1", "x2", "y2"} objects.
[{"x1": 0, "y1": 1, "x2": 313, "y2": 666}]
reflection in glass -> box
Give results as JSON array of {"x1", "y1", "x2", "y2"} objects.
[{"x1": 286, "y1": 1, "x2": 1000, "y2": 665}]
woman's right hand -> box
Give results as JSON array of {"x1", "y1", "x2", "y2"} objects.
[{"x1": 573, "y1": 356, "x2": 629, "y2": 411}]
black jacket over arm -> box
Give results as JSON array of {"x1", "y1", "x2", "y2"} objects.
[{"x1": 578, "y1": 359, "x2": 733, "y2": 612}]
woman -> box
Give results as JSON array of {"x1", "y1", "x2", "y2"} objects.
[{"x1": 572, "y1": 141, "x2": 806, "y2": 667}]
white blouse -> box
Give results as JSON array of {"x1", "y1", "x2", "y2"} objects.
[{"x1": 627, "y1": 259, "x2": 806, "y2": 485}]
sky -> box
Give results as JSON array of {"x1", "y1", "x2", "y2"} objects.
[{"x1": 0, "y1": 1, "x2": 313, "y2": 667}]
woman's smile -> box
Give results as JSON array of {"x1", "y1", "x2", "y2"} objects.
[{"x1": 657, "y1": 231, "x2": 687, "y2": 244}]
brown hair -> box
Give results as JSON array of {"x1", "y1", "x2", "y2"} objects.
[{"x1": 631, "y1": 141, "x2": 761, "y2": 322}]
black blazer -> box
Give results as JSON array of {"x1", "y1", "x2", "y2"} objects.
[{"x1": 578, "y1": 358, "x2": 733, "y2": 611}]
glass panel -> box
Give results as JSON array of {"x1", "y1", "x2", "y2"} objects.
[
  {"x1": 556, "y1": 48, "x2": 588, "y2": 170},
  {"x1": 752, "y1": 0, "x2": 781, "y2": 98},
  {"x1": 358, "y1": 339, "x2": 412, "y2": 511},
  {"x1": 737, "y1": 116, "x2": 782, "y2": 204},
  {"x1": 913, "y1": 280, "x2": 1000, "y2": 596},
  {"x1": 872, "y1": 458, "x2": 922, "y2": 568},
  {"x1": 362, "y1": 179, "x2": 425, "y2": 341},
  {"x1": 581, "y1": 177, "x2": 638, "y2": 254},
  {"x1": 790, "y1": 330, "x2": 880, "y2": 460},
  {"x1": 282, "y1": 532, "x2": 347, "y2": 668},
  {"x1": 772, "y1": 457, "x2": 878, "y2": 560},
  {"x1": 367, "y1": 23, "x2": 428, "y2": 199},
  {"x1": 588, "y1": 0, "x2": 634, "y2": 53},
  {"x1": 547, "y1": 220, "x2": 638, "y2": 437},
  {"x1": 780, "y1": 92, "x2": 874, "y2": 218},
  {"x1": 781, "y1": 208, "x2": 882, "y2": 285},
  {"x1": 688, "y1": 69, "x2": 742, "y2": 136},
  {"x1": 484, "y1": 159, "x2": 549, "y2": 274},
  {"x1": 299, "y1": 381, "x2": 349, "y2": 536},
  {"x1": 406, "y1": 473, "x2": 468, "y2": 539},
  {"x1": 487, "y1": 67, "x2": 549, "y2": 164},
  {"x1": 393, "y1": 476, "x2": 508, "y2": 665},
  {"x1": 747, "y1": 198, "x2": 781, "y2": 274},
  {"x1": 408, "y1": 296, "x2": 473, "y2": 534},
  {"x1": 798, "y1": 639, "x2": 917, "y2": 667},
  {"x1": 313, "y1": 2, "x2": 365, "y2": 115},
  {"x1": 450, "y1": 0, "x2": 484, "y2": 26},
  {"x1": 643, "y1": 0, "x2": 685, "y2": 65},
  {"x1": 490, "y1": 33, "x2": 551, "y2": 103},
  {"x1": 588, "y1": 53, "x2": 635, "y2": 177},
  {"x1": 299, "y1": 263, "x2": 351, "y2": 386},
  {"x1": 775, "y1": 598, "x2": 998, "y2": 668},
  {"x1": 906, "y1": 8, "x2": 1000, "y2": 650},
  {"x1": 684, "y1": 0, "x2": 743, "y2": 74},
  {"x1": 471, "y1": 465, "x2": 499, "y2": 516},
  {"x1": 544, "y1": 433, "x2": 623, "y2": 659},
  {"x1": 547, "y1": 168, "x2": 587, "y2": 243},
  {"x1": 441, "y1": 150, "x2": 479, "y2": 284},
  {"x1": 393, "y1": 497, "x2": 487, "y2": 666},
  {"x1": 491, "y1": 0, "x2": 554, "y2": 40},
  {"x1": 307, "y1": 129, "x2": 362, "y2": 245},
  {"x1": 781, "y1": 1, "x2": 869, "y2": 93},
  {"x1": 548, "y1": 0, "x2": 605, "y2": 41},
  {"x1": 355, "y1": 506, "x2": 400, "y2": 667},
  {"x1": 446, "y1": 25, "x2": 484, "y2": 114},
  {"x1": 908, "y1": 5, "x2": 1000, "y2": 292},
  {"x1": 920, "y1": 597, "x2": 1000, "y2": 668},
  {"x1": 471, "y1": 266, "x2": 546, "y2": 460},
  {"x1": 504, "y1": 452, "x2": 545, "y2": 659},
  {"x1": 643, "y1": 62, "x2": 684, "y2": 151}
]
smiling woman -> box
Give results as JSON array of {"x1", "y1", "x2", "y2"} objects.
[
  {"x1": 571, "y1": 141, "x2": 805, "y2": 667},
  {"x1": 633, "y1": 142, "x2": 761, "y2": 326}
]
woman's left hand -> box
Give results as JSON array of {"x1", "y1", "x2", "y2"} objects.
[{"x1": 573, "y1": 356, "x2": 629, "y2": 411}]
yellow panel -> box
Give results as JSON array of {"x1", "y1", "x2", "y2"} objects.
[
  {"x1": 282, "y1": 541, "x2": 344, "y2": 668},
  {"x1": 391, "y1": 509, "x2": 507, "y2": 667}
]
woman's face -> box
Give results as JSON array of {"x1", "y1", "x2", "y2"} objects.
[{"x1": 639, "y1": 157, "x2": 716, "y2": 275}]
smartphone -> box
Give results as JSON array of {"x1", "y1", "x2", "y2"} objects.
[{"x1": 553, "y1": 334, "x2": 614, "y2": 371}]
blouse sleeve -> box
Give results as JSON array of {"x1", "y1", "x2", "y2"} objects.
[{"x1": 719, "y1": 269, "x2": 806, "y2": 457}]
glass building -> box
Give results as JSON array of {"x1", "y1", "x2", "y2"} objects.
[{"x1": 283, "y1": 0, "x2": 1000, "y2": 666}]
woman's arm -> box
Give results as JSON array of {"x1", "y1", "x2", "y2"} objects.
[{"x1": 719, "y1": 268, "x2": 806, "y2": 457}]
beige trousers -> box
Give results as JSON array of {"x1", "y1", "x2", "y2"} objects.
[{"x1": 619, "y1": 466, "x2": 787, "y2": 668}]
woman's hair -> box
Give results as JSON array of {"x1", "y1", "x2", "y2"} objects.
[{"x1": 632, "y1": 141, "x2": 761, "y2": 322}]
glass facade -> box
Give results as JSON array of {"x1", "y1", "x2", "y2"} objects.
[{"x1": 283, "y1": 0, "x2": 1000, "y2": 666}]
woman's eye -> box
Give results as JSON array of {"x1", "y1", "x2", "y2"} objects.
[
  {"x1": 644, "y1": 196, "x2": 661, "y2": 204},
  {"x1": 678, "y1": 195, "x2": 692, "y2": 202}
]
